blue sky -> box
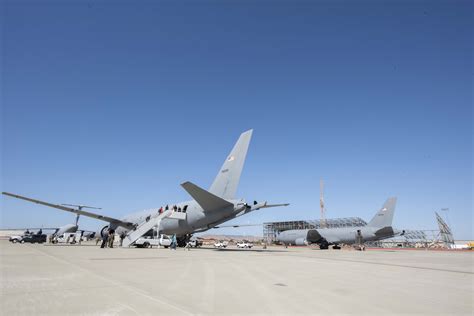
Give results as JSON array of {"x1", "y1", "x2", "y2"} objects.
[{"x1": 2, "y1": 1, "x2": 472, "y2": 239}]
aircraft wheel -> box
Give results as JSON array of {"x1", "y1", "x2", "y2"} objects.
[{"x1": 319, "y1": 243, "x2": 329, "y2": 250}]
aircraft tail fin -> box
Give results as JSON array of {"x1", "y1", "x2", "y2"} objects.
[
  {"x1": 181, "y1": 181, "x2": 233, "y2": 212},
  {"x1": 209, "y1": 129, "x2": 253, "y2": 199},
  {"x1": 367, "y1": 197, "x2": 397, "y2": 228}
]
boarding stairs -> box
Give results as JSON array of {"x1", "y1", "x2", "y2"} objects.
[{"x1": 122, "y1": 209, "x2": 185, "y2": 248}]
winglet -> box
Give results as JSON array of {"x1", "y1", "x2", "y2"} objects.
[{"x1": 181, "y1": 182, "x2": 233, "y2": 212}]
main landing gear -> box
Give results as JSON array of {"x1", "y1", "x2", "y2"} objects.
[
  {"x1": 177, "y1": 234, "x2": 192, "y2": 247},
  {"x1": 319, "y1": 241, "x2": 329, "y2": 250}
]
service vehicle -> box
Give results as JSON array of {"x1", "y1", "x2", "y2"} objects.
[
  {"x1": 214, "y1": 240, "x2": 228, "y2": 249},
  {"x1": 21, "y1": 234, "x2": 47, "y2": 244},
  {"x1": 9, "y1": 235, "x2": 23, "y2": 243},
  {"x1": 188, "y1": 239, "x2": 203, "y2": 248},
  {"x1": 55, "y1": 232, "x2": 79, "y2": 244},
  {"x1": 135, "y1": 235, "x2": 171, "y2": 248},
  {"x1": 236, "y1": 241, "x2": 253, "y2": 248}
]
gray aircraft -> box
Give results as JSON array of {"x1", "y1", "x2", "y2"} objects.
[
  {"x1": 3, "y1": 129, "x2": 288, "y2": 247},
  {"x1": 277, "y1": 197, "x2": 401, "y2": 249}
]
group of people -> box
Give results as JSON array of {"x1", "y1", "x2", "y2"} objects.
[
  {"x1": 99, "y1": 228, "x2": 116, "y2": 248},
  {"x1": 158, "y1": 204, "x2": 188, "y2": 214}
]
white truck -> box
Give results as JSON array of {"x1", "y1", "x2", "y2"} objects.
[
  {"x1": 9, "y1": 235, "x2": 23, "y2": 243},
  {"x1": 188, "y1": 238, "x2": 203, "y2": 248},
  {"x1": 214, "y1": 240, "x2": 228, "y2": 249},
  {"x1": 236, "y1": 241, "x2": 253, "y2": 249},
  {"x1": 134, "y1": 235, "x2": 172, "y2": 248}
]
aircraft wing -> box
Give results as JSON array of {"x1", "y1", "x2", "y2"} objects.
[
  {"x1": 314, "y1": 229, "x2": 341, "y2": 244},
  {"x1": 0, "y1": 227, "x2": 58, "y2": 231},
  {"x1": 212, "y1": 223, "x2": 263, "y2": 229},
  {"x1": 2, "y1": 192, "x2": 135, "y2": 229}
]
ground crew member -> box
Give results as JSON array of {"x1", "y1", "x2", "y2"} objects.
[
  {"x1": 171, "y1": 234, "x2": 177, "y2": 250},
  {"x1": 119, "y1": 232, "x2": 125, "y2": 247},
  {"x1": 78, "y1": 231, "x2": 84, "y2": 245},
  {"x1": 108, "y1": 229, "x2": 115, "y2": 248},
  {"x1": 100, "y1": 231, "x2": 108, "y2": 248},
  {"x1": 185, "y1": 241, "x2": 191, "y2": 251}
]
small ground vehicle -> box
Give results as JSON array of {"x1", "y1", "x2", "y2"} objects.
[
  {"x1": 135, "y1": 235, "x2": 172, "y2": 248},
  {"x1": 236, "y1": 241, "x2": 253, "y2": 248},
  {"x1": 21, "y1": 234, "x2": 47, "y2": 244},
  {"x1": 188, "y1": 239, "x2": 203, "y2": 248},
  {"x1": 9, "y1": 235, "x2": 23, "y2": 243},
  {"x1": 55, "y1": 233, "x2": 79, "y2": 244},
  {"x1": 214, "y1": 240, "x2": 228, "y2": 249}
]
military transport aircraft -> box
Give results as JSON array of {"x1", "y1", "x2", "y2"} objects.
[
  {"x1": 277, "y1": 197, "x2": 402, "y2": 249},
  {"x1": 2, "y1": 212, "x2": 95, "y2": 239},
  {"x1": 3, "y1": 129, "x2": 288, "y2": 247}
]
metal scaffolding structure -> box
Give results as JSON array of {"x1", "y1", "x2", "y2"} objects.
[
  {"x1": 435, "y1": 211, "x2": 454, "y2": 246},
  {"x1": 263, "y1": 217, "x2": 367, "y2": 243},
  {"x1": 366, "y1": 229, "x2": 439, "y2": 248}
]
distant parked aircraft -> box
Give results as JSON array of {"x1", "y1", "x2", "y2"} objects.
[{"x1": 277, "y1": 198, "x2": 402, "y2": 249}]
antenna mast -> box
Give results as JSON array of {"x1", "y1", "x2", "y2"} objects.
[{"x1": 320, "y1": 179, "x2": 327, "y2": 228}]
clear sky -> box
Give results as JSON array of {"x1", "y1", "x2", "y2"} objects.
[{"x1": 1, "y1": 1, "x2": 472, "y2": 239}]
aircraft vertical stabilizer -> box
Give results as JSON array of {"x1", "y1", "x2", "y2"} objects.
[
  {"x1": 209, "y1": 129, "x2": 252, "y2": 199},
  {"x1": 367, "y1": 197, "x2": 397, "y2": 228}
]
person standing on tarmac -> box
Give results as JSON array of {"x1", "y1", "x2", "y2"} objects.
[
  {"x1": 108, "y1": 229, "x2": 115, "y2": 248},
  {"x1": 78, "y1": 231, "x2": 84, "y2": 245},
  {"x1": 119, "y1": 232, "x2": 126, "y2": 247},
  {"x1": 185, "y1": 241, "x2": 191, "y2": 251},
  {"x1": 100, "y1": 231, "x2": 108, "y2": 248},
  {"x1": 171, "y1": 234, "x2": 177, "y2": 250}
]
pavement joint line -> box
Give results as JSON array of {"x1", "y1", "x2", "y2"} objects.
[{"x1": 23, "y1": 244, "x2": 194, "y2": 315}]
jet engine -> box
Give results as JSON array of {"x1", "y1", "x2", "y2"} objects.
[
  {"x1": 294, "y1": 238, "x2": 307, "y2": 246},
  {"x1": 99, "y1": 225, "x2": 110, "y2": 238}
]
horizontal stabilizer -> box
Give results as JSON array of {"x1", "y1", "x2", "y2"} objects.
[
  {"x1": 181, "y1": 182, "x2": 233, "y2": 212},
  {"x1": 253, "y1": 203, "x2": 290, "y2": 210}
]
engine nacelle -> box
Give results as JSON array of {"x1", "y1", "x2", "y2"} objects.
[
  {"x1": 294, "y1": 238, "x2": 308, "y2": 246},
  {"x1": 99, "y1": 225, "x2": 109, "y2": 238}
]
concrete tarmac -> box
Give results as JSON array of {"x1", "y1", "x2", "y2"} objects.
[{"x1": 1, "y1": 240, "x2": 472, "y2": 315}]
